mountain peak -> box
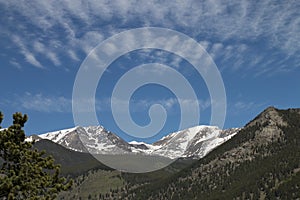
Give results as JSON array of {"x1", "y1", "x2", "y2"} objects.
[
  {"x1": 247, "y1": 106, "x2": 287, "y2": 128},
  {"x1": 129, "y1": 107, "x2": 300, "y2": 199},
  {"x1": 31, "y1": 125, "x2": 239, "y2": 159}
]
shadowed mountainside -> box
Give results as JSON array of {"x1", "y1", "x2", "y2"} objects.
[{"x1": 113, "y1": 107, "x2": 300, "y2": 199}]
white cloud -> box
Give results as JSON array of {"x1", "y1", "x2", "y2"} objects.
[
  {"x1": 234, "y1": 101, "x2": 256, "y2": 111},
  {"x1": 46, "y1": 51, "x2": 61, "y2": 66},
  {"x1": 4, "y1": 91, "x2": 211, "y2": 117},
  {"x1": 108, "y1": 97, "x2": 210, "y2": 115},
  {"x1": 11, "y1": 35, "x2": 43, "y2": 69},
  {"x1": 170, "y1": 56, "x2": 183, "y2": 69},
  {"x1": 2, "y1": 0, "x2": 299, "y2": 74},
  {"x1": 230, "y1": 100, "x2": 266, "y2": 116},
  {"x1": 9, "y1": 60, "x2": 22, "y2": 69},
  {"x1": 75, "y1": 31, "x2": 104, "y2": 55},
  {"x1": 18, "y1": 93, "x2": 71, "y2": 113},
  {"x1": 24, "y1": 52, "x2": 43, "y2": 69},
  {"x1": 67, "y1": 50, "x2": 80, "y2": 62},
  {"x1": 33, "y1": 41, "x2": 46, "y2": 53},
  {"x1": 199, "y1": 41, "x2": 211, "y2": 51},
  {"x1": 210, "y1": 43, "x2": 223, "y2": 59}
]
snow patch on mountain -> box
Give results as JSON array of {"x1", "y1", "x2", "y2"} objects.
[
  {"x1": 38, "y1": 127, "x2": 78, "y2": 142},
  {"x1": 33, "y1": 125, "x2": 240, "y2": 159}
]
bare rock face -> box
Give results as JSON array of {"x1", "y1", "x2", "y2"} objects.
[
  {"x1": 245, "y1": 107, "x2": 288, "y2": 144},
  {"x1": 59, "y1": 127, "x2": 89, "y2": 152},
  {"x1": 287, "y1": 108, "x2": 300, "y2": 116},
  {"x1": 179, "y1": 107, "x2": 295, "y2": 187},
  {"x1": 31, "y1": 125, "x2": 239, "y2": 159},
  {"x1": 247, "y1": 106, "x2": 288, "y2": 127}
]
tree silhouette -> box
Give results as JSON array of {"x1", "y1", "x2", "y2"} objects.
[{"x1": 0, "y1": 112, "x2": 72, "y2": 199}]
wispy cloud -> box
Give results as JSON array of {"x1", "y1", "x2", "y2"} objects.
[
  {"x1": 24, "y1": 53, "x2": 43, "y2": 69},
  {"x1": 11, "y1": 35, "x2": 44, "y2": 69},
  {"x1": 1, "y1": 0, "x2": 299, "y2": 74},
  {"x1": 229, "y1": 100, "x2": 267, "y2": 116},
  {"x1": 19, "y1": 93, "x2": 71, "y2": 113},
  {"x1": 33, "y1": 40, "x2": 61, "y2": 66},
  {"x1": 2, "y1": 92, "x2": 210, "y2": 115},
  {"x1": 9, "y1": 60, "x2": 22, "y2": 69},
  {"x1": 233, "y1": 101, "x2": 257, "y2": 111},
  {"x1": 108, "y1": 97, "x2": 210, "y2": 115}
]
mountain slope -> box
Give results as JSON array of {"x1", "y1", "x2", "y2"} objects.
[
  {"x1": 32, "y1": 125, "x2": 239, "y2": 160},
  {"x1": 33, "y1": 139, "x2": 110, "y2": 177},
  {"x1": 118, "y1": 107, "x2": 300, "y2": 199}
]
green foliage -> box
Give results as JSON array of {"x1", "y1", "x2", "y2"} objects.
[
  {"x1": 112, "y1": 107, "x2": 300, "y2": 200},
  {"x1": 0, "y1": 112, "x2": 3, "y2": 127},
  {"x1": 0, "y1": 112, "x2": 73, "y2": 200},
  {"x1": 58, "y1": 169, "x2": 124, "y2": 200}
]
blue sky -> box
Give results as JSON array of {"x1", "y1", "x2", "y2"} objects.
[{"x1": 0, "y1": 1, "x2": 299, "y2": 143}]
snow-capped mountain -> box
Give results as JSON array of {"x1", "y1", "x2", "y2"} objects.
[
  {"x1": 36, "y1": 126, "x2": 132, "y2": 154},
  {"x1": 150, "y1": 126, "x2": 239, "y2": 159},
  {"x1": 29, "y1": 125, "x2": 240, "y2": 159}
]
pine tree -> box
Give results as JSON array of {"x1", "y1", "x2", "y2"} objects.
[
  {"x1": 0, "y1": 112, "x2": 73, "y2": 199},
  {"x1": 0, "y1": 112, "x2": 3, "y2": 126}
]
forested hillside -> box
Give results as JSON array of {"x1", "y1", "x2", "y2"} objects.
[{"x1": 114, "y1": 107, "x2": 300, "y2": 200}]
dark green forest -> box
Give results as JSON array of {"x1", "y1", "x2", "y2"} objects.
[
  {"x1": 0, "y1": 112, "x2": 72, "y2": 200},
  {"x1": 102, "y1": 108, "x2": 300, "y2": 200},
  {"x1": 2, "y1": 108, "x2": 300, "y2": 200}
]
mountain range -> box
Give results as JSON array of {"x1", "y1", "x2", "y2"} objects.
[
  {"x1": 24, "y1": 106, "x2": 300, "y2": 199},
  {"x1": 27, "y1": 125, "x2": 239, "y2": 160},
  {"x1": 117, "y1": 107, "x2": 300, "y2": 199}
]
